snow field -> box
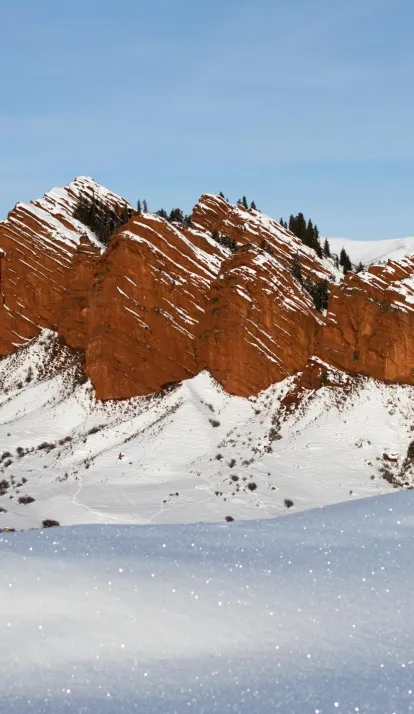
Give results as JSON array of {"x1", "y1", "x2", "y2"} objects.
[{"x1": 0, "y1": 333, "x2": 412, "y2": 531}]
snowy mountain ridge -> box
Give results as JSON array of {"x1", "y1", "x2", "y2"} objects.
[{"x1": 328, "y1": 234, "x2": 414, "y2": 266}]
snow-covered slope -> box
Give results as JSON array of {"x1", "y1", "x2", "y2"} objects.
[
  {"x1": 1, "y1": 490, "x2": 414, "y2": 712},
  {"x1": 328, "y1": 235, "x2": 414, "y2": 266},
  {"x1": 1, "y1": 331, "x2": 413, "y2": 532}
]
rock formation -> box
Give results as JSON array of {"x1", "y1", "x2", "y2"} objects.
[
  {"x1": 1, "y1": 177, "x2": 413, "y2": 400},
  {"x1": 0, "y1": 177, "x2": 130, "y2": 357},
  {"x1": 317, "y1": 257, "x2": 414, "y2": 384}
]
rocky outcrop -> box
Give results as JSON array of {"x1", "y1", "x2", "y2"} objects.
[
  {"x1": 84, "y1": 214, "x2": 225, "y2": 399},
  {"x1": 0, "y1": 177, "x2": 130, "y2": 356},
  {"x1": 2, "y1": 179, "x2": 414, "y2": 401},
  {"x1": 197, "y1": 244, "x2": 323, "y2": 396},
  {"x1": 317, "y1": 257, "x2": 414, "y2": 384},
  {"x1": 58, "y1": 236, "x2": 102, "y2": 350},
  {"x1": 192, "y1": 194, "x2": 334, "y2": 283},
  {"x1": 82, "y1": 195, "x2": 332, "y2": 399}
]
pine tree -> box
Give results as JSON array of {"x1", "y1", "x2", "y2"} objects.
[
  {"x1": 143, "y1": 199, "x2": 148, "y2": 213},
  {"x1": 237, "y1": 198, "x2": 243, "y2": 206},
  {"x1": 339, "y1": 247, "x2": 352, "y2": 274},
  {"x1": 305, "y1": 219, "x2": 314, "y2": 249},
  {"x1": 242, "y1": 196, "x2": 248, "y2": 209},
  {"x1": 314, "y1": 239, "x2": 323, "y2": 260},
  {"x1": 169, "y1": 208, "x2": 184, "y2": 223},
  {"x1": 356, "y1": 261, "x2": 364, "y2": 273},
  {"x1": 291, "y1": 254, "x2": 303, "y2": 284},
  {"x1": 301, "y1": 278, "x2": 330, "y2": 312},
  {"x1": 184, "y1": 215, "x2": 192, "y2": 227},
  {"x1": 296, "y1": 213, "x2": 307, "y2": 242},
  {"x1": 219, "y1": 191, "x2": 225, "y2": 198},
  {"x1": 314, "y1": 280, "x2": 329, "y2": 311},
  {"x1": 250, "y1": 200, "x2": 257, "y2": 210},
  {"x1": 218, "y1": 235, "x2": 237, "y2": 253},
  {"x1": 137, "y1": 199, "x2": 142, "y2": 214},
  {"x1": 323, "y1": 238, "x2": 331, "y2": 258},
  {"x1": 73, "y1": 192, "x2": 128, "y2": 245},
  {"x1": 156, "y1": 209, "x2": 168, "y2": 219}
]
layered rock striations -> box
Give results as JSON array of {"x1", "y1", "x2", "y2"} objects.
[
  {"x1": 84, "y1": 214, "x2": 226, "y2": 399},
  {"x1": 317, "y1": 257, "x2": 414, "y2": 384},
  {"x1": 83, "y1": 194, "x2": 331, "y2": 398},
  {"x1": 197, "y1": 244, "x2": 324, "y2": 396},
  {"x1": 1, "y1": 179, "x2": 413, "y2": 399},
  {"x1": 0, "y1": 177, "x2": 130, "y2": 356}
]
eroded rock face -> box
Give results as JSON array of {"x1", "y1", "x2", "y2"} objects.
[
  {"x1": 317, "y1": 257, "x2": 414, "y2": 384},
  {"x1": 197, "y1": 245, "x2": 323, "y2": 396},
  {"x1": 0, "y1": 177, "x2": 130, "y2": 356},
  {"x1": 192, "y1": 194, "x2": 334, "y2": 283},
  {"x1": 82, "y1": 196, "x2": 331, "y2": 398},
  {"x1": 2, "y1": 181, "x2": 414, "y2": 400},
  {"x1": 84, "y1": 214, "x2": 225, "y2": 399}
]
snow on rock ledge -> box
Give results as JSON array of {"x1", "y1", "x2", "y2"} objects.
[
  {"x1": 0, "y1": 177, "x2": 132, "y2": 356},
  {"x1": 2, "y1": 182, "x2": 414, "y2": 399}
]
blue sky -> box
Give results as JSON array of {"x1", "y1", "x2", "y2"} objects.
[{"x1": 0, "y1": 0, "x2": 412, "y2": 239}]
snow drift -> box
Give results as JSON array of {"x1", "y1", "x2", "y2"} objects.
[{"x1": 0, "y1": 490, "x2": 413, "y2": 713}]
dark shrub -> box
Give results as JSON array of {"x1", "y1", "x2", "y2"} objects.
[
  {"x1": 225, "y1": 516, "x2": 234, "y2": 522},
  {"x1": 18, "y1": 495, "x2": 35, "y2": 505},
  {"x1": 230, "y1": 475, "x2": 239, "y2": 482},
  {"x1": 37, "y1": 442, "x2": 56, "y2": 452},
  {"x1": 87, "y1": 426, "x2": 102, "y2": 435},
  {"x1": 269, "y1": 427, "x2": 282, "y2": 441},
  {"x1": 215, "y1": 454, "x2": 223, "y2": 460},
  {"x1": 284, "y1": 498, "x2": 294, "y2": 508},
  {"x1": 247, "y1": 482, "x2": 257, "y2": 491},
  {"x1": 0, "y1": 479, "x2": 10, "y2": 495},
  {"x1": 209, "y1": 419, "x2": 220, "y2": 427},
  {"x1": 228, "y1": 459, "x2": 236, "y2": 468},
  {"x1": 42, "y1": 519, "x2": 60, "y2": 528}
]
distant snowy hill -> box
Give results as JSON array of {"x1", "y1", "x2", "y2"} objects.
[
  {"x1": 328, "y1": 235, "x2": 414, "y2": 266},
  {"x1": 1, "y1": 490, "x2": 414, "y2": 712}
]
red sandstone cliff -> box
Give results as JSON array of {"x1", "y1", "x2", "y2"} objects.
[
  {"x1": 1, "y1": 178, "x2": 413, "y2": 400},
  {"x1": 317, "y1": 257, "x2": 414, "y2": 384},
  {"x1": 0, "y1": 177, "x2": 130, "y2": 356}
]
